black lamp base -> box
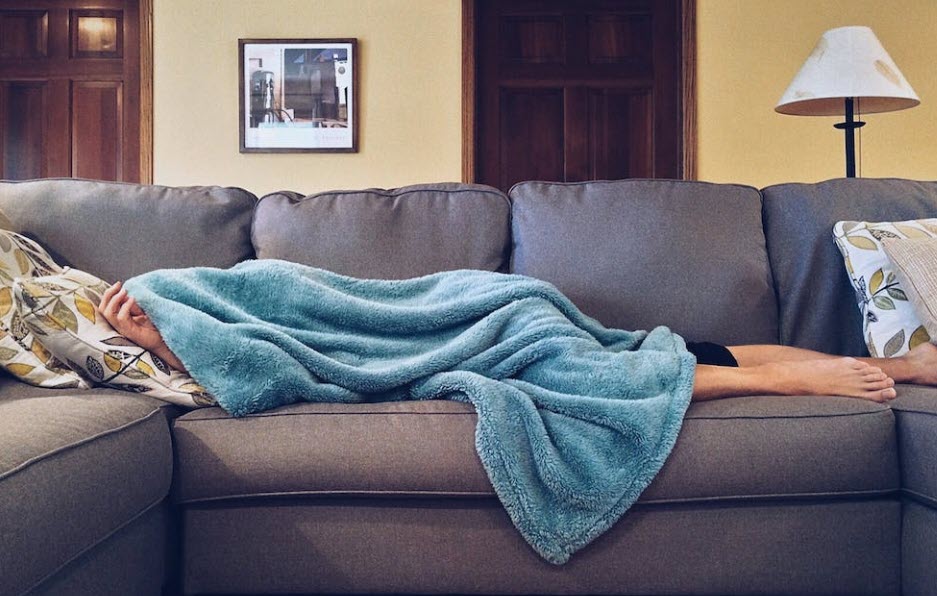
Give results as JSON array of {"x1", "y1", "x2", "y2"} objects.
[{"x1": 833, "y1": 97, "x2": 865, "y2": 178}]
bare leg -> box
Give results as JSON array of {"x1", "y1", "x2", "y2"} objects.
[
  {"x1": 692, "y1": 359, "x2": 897, "y2": 403},
  {"x1": 728, "y1": 343, "x2": 937, "y2": 385}
]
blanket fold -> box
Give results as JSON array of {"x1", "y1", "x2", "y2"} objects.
[{"x1": 124, "y1": 260, "x2": 695, "y2": 564}]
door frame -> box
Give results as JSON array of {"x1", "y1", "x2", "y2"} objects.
[
  {"x1": 460, "y1": 0, "x2": 697, "y2": 183},
  {"x1": 139, "y1": 0, "x2": 153, "y2": 183}
]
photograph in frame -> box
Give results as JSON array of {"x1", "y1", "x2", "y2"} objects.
[{"x1": 239, "y1": 39, "x2": 357, "y2": 153}]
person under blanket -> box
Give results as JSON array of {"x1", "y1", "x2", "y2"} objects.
[{"x1": 96, "y1": 279, "x2": 937, "y2": 404}]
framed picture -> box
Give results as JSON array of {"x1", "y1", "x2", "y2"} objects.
[{"x1": 239, "y1": 38, "x2": 358, "y2": 153}]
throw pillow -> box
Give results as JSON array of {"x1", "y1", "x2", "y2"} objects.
[
  {"x1": 12, "y1": 267, "x2": 216, "y2": 407},
  {"x1": 0, "y1": 228, "x2": 88, "y2": 388},
  {"x1": 833, "y1": 218, "x2": 936, "y2": 357},
  {"x1": 882, "y1": 237, "x2": 937, "y2": 343}
]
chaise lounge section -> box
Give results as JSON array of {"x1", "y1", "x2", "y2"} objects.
[{"x1": 0, "y1": 177, "x2": 934, "y2": 595}]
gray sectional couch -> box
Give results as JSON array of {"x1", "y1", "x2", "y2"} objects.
[{"x1": 0, "y1": 177, "x2": 934, "y2": 596}]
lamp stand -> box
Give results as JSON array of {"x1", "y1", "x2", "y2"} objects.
[{"x1": 833, "y1": 97, "x2": 866, "y2": 178}]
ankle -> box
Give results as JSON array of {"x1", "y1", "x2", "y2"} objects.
[
  {"x1": 747, "y1": 362, "x2": 797, "y2": 396},
  {"x1": 885, "y1": 355, "x2": 917, "y2": 384}
]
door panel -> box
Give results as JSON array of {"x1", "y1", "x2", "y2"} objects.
[
  {"x1": 0, "y1": 80, "x2": 45, "y2": 178},
  {"x1": 587, "y1": 13, "x2": 652, "y2": 66},
  {"x1": 0, "y1": 10, "x2": 49, "y2": 58},
  {"x1": 499, "y1": 88, "x2": 564, "y2": 190},
  {"x1": 0, "y1": 0, "x2": 141, "y2": 182},
  {"x1": 72, "y1": 80, "x2": 121, "y2": 179},
  {"x1": 589, "y1": 88, "x2": 651, "y2": 180},
  {"x1": 71, "y1": 10, "x2": 123, "y2": 58},
  {"x1": 500, "y1": 16, "x2": 565, "y2": 65},
  {"x1": 475, "y1": 0, "x2": 684, "y2": 191}
]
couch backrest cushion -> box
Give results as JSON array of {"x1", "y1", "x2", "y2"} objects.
[
  {"x1": 252, "y1": 183, "x2": 511, "y2": 279},
  {"x1": 510, "y1": 180, "x2": 778, "y2": 345},
  {"x1": 762, "y1": 178, "x2": 937, "y2": 356},
  {"x1": 0, "y1": 179, "x2": 257, "y2": 282}
]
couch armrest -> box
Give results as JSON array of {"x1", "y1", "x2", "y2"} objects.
[{"x1": 0, "y1": 381, "x2": 173, "y2": 595}]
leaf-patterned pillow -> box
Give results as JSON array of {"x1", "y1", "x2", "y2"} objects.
[
  {"x1": 833, "y1": 218, "x2": 937, "y2": 357},
  {"x1": 0, "y1": 229, "x2": 88, "y2": 388},
  {"x1": 12, "y1": 267, "x2": 215, "y2": 407}
]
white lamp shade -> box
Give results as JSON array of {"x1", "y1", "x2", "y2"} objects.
[{"x1": 776, "y1": 26, "x2": 920, "y2": 116}]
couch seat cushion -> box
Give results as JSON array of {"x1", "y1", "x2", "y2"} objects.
[
  {"x1": 172, "y1": 393, "x2": 897, "y2": 505},
  {"x1": 0, "y1": 377, "x2": 173, "y2": 596},
  {"x1": 890, "y1": 385, "x2": 937, "y2": 505}
]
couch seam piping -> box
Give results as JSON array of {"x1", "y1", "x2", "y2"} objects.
[
  {"x1": 275, "y1": 187, "x2": 510, "y2": 206},
  {"x1": 175, "y1": 410, "x2": 479, "y2": 422},
  {"x1": 0, "y1": 407, "x2": 165, "y2": 482},
  {"x1": 507, "y1": 178, "x2": 761, "y2": 196},
  {"x1": 890, "y1": 405, "x2": 937, "y2": 417},
  {"x1": 0, "y1": 177, "x2": 258, "y2": 197},
  {"x1": 175, "y1": 408, "x2": 890, "y2": 424},
  {"x1": 175, "y1": 487, "x2": 900, "y2": 507},
  {"x1": 901, "y1": 488, "x2": 937, "y2": 508},
  {"x1": 684, "y1": 409, "x2": 889, "y2": 421}
]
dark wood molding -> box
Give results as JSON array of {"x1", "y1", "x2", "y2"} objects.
[
  {"x1": 681, "y1": 0, "x2": 697, "y2": 180},
  {"x1": 461, "y1": 0, "x2": 475, "y2": 183},
  {"x1": 139, "y1": 0, "x2": 152, "y2": 183}
]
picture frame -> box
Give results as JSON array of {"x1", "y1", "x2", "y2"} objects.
[{"x1": 239, "y1": 38, "x2": 358, "y2": 153}]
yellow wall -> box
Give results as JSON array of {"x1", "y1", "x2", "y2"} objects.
[
  {"x1": 153, "y1": 0, "x2": 462, "y2": 196},
  {"x1": 698, "y1": 0, "x2": 937, "y2": 187},
  {"x1": 153, "y1": 1, "x2": 937, "y2": 194}
]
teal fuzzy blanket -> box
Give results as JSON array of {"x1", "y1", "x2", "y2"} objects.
[{"x1": 124, "y1": 260, "x2": 695, "y2": 564}]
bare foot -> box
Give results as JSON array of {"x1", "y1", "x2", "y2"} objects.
[
  {"x1": 762, "y1": 357, "x2": 897, "y2": 402},
  {"x1": 898, "y1": 342, "x2": 937, "y2": 386}
]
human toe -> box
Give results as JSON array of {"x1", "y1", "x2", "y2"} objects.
[
  {"x1": 879, "y1": 387, "x2": 898, "y2": 401},
  {"x1": 863, "y1": 370, "x2": 889, "y2": 382}
]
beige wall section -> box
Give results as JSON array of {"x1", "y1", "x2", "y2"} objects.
[
  {"x1": 154, "y1": 1, "x2": 935, "y2": 193},
  {"x1": 698, "y1": 0, "x2": 937, "y2": 187},
  {"x1": 153, "y1": 0, "x2": 462, "y2": 196}
]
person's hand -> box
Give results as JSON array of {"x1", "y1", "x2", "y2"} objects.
[{"x1": 97, "y1": 281, "x2": 165, "y2": 353}]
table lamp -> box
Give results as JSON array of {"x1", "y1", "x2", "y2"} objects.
[{"x1": 776, "y1": 26, "x2": 920, "y2": 177}]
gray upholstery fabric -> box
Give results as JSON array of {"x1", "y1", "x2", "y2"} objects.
[
  {"x1": 172, "y1": 395, "x2": 897, "y2": 505},
  {"x1": 0, "y1": 207, "x2": 13, "y2": 231},
  {"x1": 902, "y1": 500, "x2": 937, "y2": 596},
  {"x1": 509, "y1": 180, "x2": 778, "y2": 345},
  {"x1": 891, "y1": 385, "x2": 937, "y2": 504},
  {"x1": 252, "y1": 184, "x2": 511, "y2": 279},
  {"x1": 0, "y1": 377, "x2": 173, "y2": 596},
  {"x1": 181, "y1": 498, "x2": 900, "y2": 595},
  {"x1": 761, "y1": 178, "x2": 937, "y2": 355},
  {"x1": 647, "y1": 394, "x2": 898, "y2": 503},
  {"x1": 0, "y1": 178, "x2": 257, "y2": 282},
  {"x1": 27, "y1": 502, "x2": 167, "y2": 596},
  {"x1": 171, "y1": 401, "x2": 489, "y2": 504}
]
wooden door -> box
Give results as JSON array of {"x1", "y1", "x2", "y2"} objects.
[
  {"x1": 0, "y1": 0, "x2": 146, "y2": 182},
  {"x1": 471, "y1": 0, "x2": 690, "y2": 191}
]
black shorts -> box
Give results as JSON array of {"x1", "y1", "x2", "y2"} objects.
[{"x1": 686, "y1": 341, "x2": 738, "y2": 367}]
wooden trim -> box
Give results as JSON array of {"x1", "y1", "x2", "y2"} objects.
[
  {"x1": 461, "y1": 0, "x2": 476, "y2": 183},
  {"x1": 681, "y1": 0, "x2": 697, "y2": 180},
  {"x1": 139, "y1": 0, "x2": 153, "y2": 183}
]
